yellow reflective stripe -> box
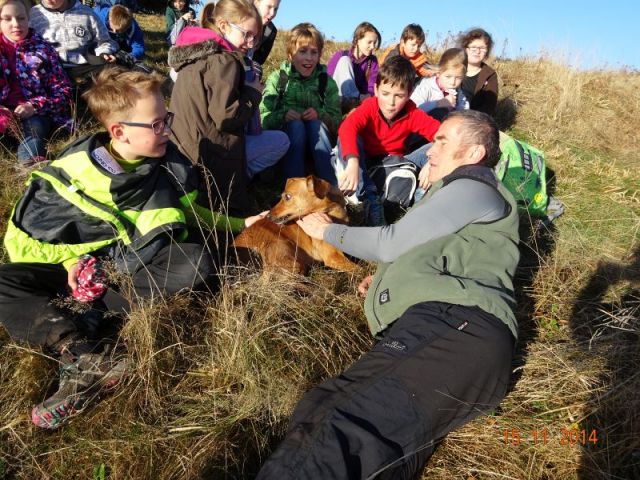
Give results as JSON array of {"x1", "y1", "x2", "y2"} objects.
[
  {"x1": 33, "y1": 170, "x2": 131, "y2": 244},
  {"x1": 120, "y1": 208, "x2": 186, "y2": 236},
  {"x1": 49, "y1": 152, "x2": 117, "y2": 208},
  {"x1": 3, "y1": 215, "x2": 116, "y2": 264}
]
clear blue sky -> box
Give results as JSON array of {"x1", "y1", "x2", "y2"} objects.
[{"x1": 273, "y1": 0, "x2": 639, "y2": 70}]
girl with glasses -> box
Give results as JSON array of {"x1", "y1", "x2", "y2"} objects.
[
  {"x1": 168, "y1": 0, "x2": 289, "y2": 216},
  {"x1": 459, "y1": 27, "x2": 499, "y2": 116}
]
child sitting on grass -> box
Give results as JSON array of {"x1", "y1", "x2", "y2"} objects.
[
  {"x1": 0, "y1": 0, "x2": 72, "y2": 166},
  {"x1": 29, "y1": 0, "x2": 119, "y2": 84},
  {"x1": 334, "y1": 56, "x2": 440, "y2": 225},
  {"x1": 260, "y1": 22, "x2": 341, "y2": 184},
  {"x1": 379, "y1": 23, "x2": 433, "y2": 80},
  {"x1": 327, "y1": 21, "x2": 381, "y2": 113},
  {"x1": 166, "y1": 0, "x2": 195, "y2": 44},
  {"x1": 95, "y1": 3, "x2": 145, "y2": 62},
  {"x1": 169, "y1": 0, "x2": 289, "y2": 216},
  {"x1": 410, "y1": 47, "x2": 469, "y2": 121},
  {"x1": 0, "y1": 67, "x2": 264, "y2": 430}
]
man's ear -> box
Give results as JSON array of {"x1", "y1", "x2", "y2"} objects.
[{"x1": 467, "y1": 144, "x2": 486, "y2": 165}]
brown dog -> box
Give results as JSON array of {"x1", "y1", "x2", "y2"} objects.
[{"x1": 233, "y1": 176, "x2": 358, "y2": 275}]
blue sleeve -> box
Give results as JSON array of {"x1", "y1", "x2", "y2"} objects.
[
  {"x1": 130, "y1": 20, "x2": 145, "y2": 60},
  {"x1": 324, "y1": 178, "x2": 509, "y2": 263}
]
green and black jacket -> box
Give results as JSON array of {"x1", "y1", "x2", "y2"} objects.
[{"x1": 4, "y1": 133, "x2": 244, "y2": 270}]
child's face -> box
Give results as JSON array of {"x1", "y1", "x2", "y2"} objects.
[
  {"x1": 254, "y1": 0, "x2": 279, "y2": 24},
  {"x1": 465, "y1": 39, "x2": 489, "y2": 65},
  {"x1": 438, "y1": 66, "x2": 465, "y2": 91},
  {"x1": 401, "y1": 37, "x2": 421, "y2": 57},
  {"x1": 289, "y1": 40, "x2": 320, "y2": 78},
  {"x1": 40, "y1": 0, "x2": 69, "y2": 11},
  {"x1": 356, "y1": 31, "x2": 378, "y2": 58},
  {"x1": 374, "y1": 81, "x2": 410, "y2": 121},
  {"x1": 0, "y1": 1, "x2": 29, "y2": 42},
  {"x1": 173, "y1": 0, "x2": 187, "y2": 11},
  {"x1": 116, "y1": 92, "x2": 172, "y2": 159},
  {"x1": 221, "y1": 16, "x2": 259, "y2": 54}
]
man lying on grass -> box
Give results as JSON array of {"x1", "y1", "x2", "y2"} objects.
[
  {"x1": 0, "y1": 67, "x2": 263, "y2": 429},
  {"x1": 257, "y1": 109, "x2": 520, "y2": 479}
]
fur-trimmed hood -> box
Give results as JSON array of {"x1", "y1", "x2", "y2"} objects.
[{"x1": 168, "y1": 26, "x2": 239, "y2": 72}]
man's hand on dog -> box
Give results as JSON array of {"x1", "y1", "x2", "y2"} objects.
[
  {"x1": 296, "y1": 212, "x2": 333, "y2": 239},
  {"x1": 244, "y1": 211, "x2": 269, "y2": 228}
]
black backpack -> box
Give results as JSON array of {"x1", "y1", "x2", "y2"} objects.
[{"x1": 368, "y1": 156, "x2": 418, "y2": 208}]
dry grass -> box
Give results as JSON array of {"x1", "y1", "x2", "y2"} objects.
[{"x1": 0, "y1": 14, "x2": 639, "y2": 480}]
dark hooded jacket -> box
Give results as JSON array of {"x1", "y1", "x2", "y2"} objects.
[{"x1": 168, "y1": 27, "x2": 261, "y2": 215}]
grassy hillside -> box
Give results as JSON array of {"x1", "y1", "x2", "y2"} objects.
[{"x1": 0, "y1": 14, "x2": 638, "y2": 479}]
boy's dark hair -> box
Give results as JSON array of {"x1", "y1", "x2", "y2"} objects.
[
  {"x1": 400, "y1": 23, "x2": 425, "y2": 44},
  {"x1": 446, "y1": 110, "x2": 500, "y2": 168},
  {"x1": 375, "y1": 55, "x2": 416, "y2": 93},
  {"x1": 459, "y1": 27, "x2": 494, "y2": 57}
]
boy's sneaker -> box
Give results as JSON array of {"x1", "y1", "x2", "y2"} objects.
[
  {"x1": 364, "y1": 194, "x2": 387, "y2": 226},
  {"x1": 31, "y1": 345, "x2": 129, "y2": 430}
]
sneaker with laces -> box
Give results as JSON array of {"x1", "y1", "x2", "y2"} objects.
[{"x1": 31, "y1": 345, "x2": 129, "y2": 429}]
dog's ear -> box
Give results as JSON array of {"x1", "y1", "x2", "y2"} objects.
[
  {"x1": 309, "y1": 175, "x2": 330, "y2": 199},
  {"x1": 309, "y1": 175, "x2": 346, "y2": 206}
]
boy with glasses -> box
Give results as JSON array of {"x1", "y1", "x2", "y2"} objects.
[{"x1": 0, "y1": 67, "x2": 264, "y2": 430}]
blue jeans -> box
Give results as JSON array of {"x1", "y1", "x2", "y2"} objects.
[
  {"x1": 282, "y1": 119, "x2": 336, "y2": 184},
  {"x1": 17, "y1": 115, "x2": 52, "y2": 162},
  {"x1": 333, "y1": 138, "x2": 431, "y2": 200},
  {"x1": 245, "y1": 130, "x2": 290, "y2": 179}
]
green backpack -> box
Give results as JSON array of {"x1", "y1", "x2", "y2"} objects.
[{"x1": 495, "y1": 132, "x2": 552, "y2": 218}]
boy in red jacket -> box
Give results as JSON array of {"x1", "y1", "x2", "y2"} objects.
[{"x1": 335, "y1": 56, "x2": 440, "y2": 225}]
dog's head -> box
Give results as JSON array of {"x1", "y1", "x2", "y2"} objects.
[{"x1": 268, "y1": 175, "x2": 347, "y2": 225}]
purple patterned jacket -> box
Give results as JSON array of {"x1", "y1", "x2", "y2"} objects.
[{"x1": 0, "y1": 31, "x2": 73, "y2": 129}]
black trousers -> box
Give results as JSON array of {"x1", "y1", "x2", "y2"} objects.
[
  {"x1": 256, "y1": 302, "x2": 515, "y2": 480},
  {"x1": 0, "y1": 243, "x2": 214, "y2": 348}
]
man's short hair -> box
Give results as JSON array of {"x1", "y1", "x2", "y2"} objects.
[
  {"x1": 82, "y1": 67, "x2": 165, "y2": 127},
  {"x1": 287, "y1": 22, "x2": 324, "y2": 58},
  {"x1": 400, "y1": 23, "x2": 425, "y2": 44},
  {"x1": 446, "y1": 110, "x2": 501, "y2": 168},
  {"x1": 108, "y1": 5, "x2": 133, "y2": 32},
  {"x1": 376, "y1": 55, "x2": 416, "y2": 93}
]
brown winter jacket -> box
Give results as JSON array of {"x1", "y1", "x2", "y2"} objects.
[
  {"x1": 469, "y1": 62, "x2": 499, "y2": 116},
  {"x1": 168, "y1": 34, "x2": 262, "y2": 216}
]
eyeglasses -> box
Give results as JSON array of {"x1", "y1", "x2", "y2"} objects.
[
  {"x1": 120, "y1": 112, "x2": 174, "y2": 135},
  {"x1": 228, "y1": 22, "x2": 258, "y2": 44},
  {"x1": 466, "y1": 46, "x2": 488, "y2": 52}
]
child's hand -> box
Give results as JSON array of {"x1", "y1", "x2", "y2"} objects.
[
  {"x1": 102, "y1": 53, "x2": 117, "y2": 63},
  {"x1": 67, "y1": 262, "x2": 80, "y2": 291},
  {"x1": 285, "y1": 109, "x2": 302, "y2": 122},
  {"x1": 357, "y1": 275, "x2": 374, "y2": 297},
  {"x1": 181, "y1": 11, "x2": 193, "y2": 21},
  {"x1": 301, "y1": 108, "x2": 318, "y2": 121},
  {"x1": 338, "y1": 157, "x2": 360, "y2": 195},
  {"x1": 14, "y1": 102, "x2": 35, "y2": 119},
  {"x1": 445, "y1": 91, "x2": 457, "y2": 107},
  {"x1": 418, "y1": 162, "x2": 431, "y2": 190},
  {"x1": 244, "y1": 210, "x2": 269, "y2": 228}
]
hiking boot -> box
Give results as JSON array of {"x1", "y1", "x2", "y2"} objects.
[
  {"x1": 364, "y1": 194, "x2": 386, "y2": 226},
  {"x1": 31, "y1": 345, "x2": 130, "y2": 430}
]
